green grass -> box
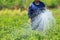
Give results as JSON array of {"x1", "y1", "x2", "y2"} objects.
[{"x1": 0, "y1": 9, "x2": 60, "y2": 40}]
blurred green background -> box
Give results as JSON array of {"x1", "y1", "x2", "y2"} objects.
[
  {"x1": 0, "y1": 0, "x2": 60, "y2": 40},
  {"x1": 0, "y1": 0, "x2": 60, "y2": 9}
]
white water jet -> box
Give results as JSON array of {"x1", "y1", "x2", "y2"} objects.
[{"x1": 31, "y1": 9, "x2": 56, "y2": 32}]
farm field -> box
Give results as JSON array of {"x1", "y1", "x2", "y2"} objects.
[{"x1": 0, "y1": 8, "x2": 60, "y2": 40}]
